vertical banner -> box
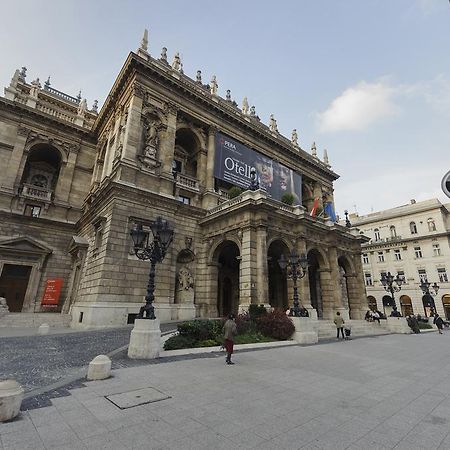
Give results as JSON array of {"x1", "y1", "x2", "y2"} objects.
[
  {"x1": 214, "y1": 132, "x2": 302, "y2": 205},
  {"x1": 41, "y1": 278, "x2": 63, "y2": 307}
]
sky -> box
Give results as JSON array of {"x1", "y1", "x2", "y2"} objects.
[{"x1": 1, "y1": 0, "x2": 449, "y2": 216}]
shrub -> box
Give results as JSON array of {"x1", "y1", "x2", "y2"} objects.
[
  {"x1": 228, "y1": 186, "x2": 243, "y2": 199},
  {"x1": 196, "y1": 339, "x2": 219, "y2": 347},
  {"x1": 256, "y1": 308, "x2": 295, "y2": 340},
  {"x1": 248, "y1": 304, "x2": 267, "y2": 320},
  {"x1": 177, "y1": 319, "x2": 224, "y2": 341},
  {"x1": 235, "y1": 311, "x2": 256, "y2": 335},
  {"x1": 281, "y1": 193, "x2": 295, "y2": 205},
  {"x1": 418, "y1": 322, "x2": 432, "y2": 330},
  {"x1": 235, "y1": 332, "x2": 274, "y2": 345},
  {"x1": 163, "y1": 334, "x2": 196, "y2": 350}
]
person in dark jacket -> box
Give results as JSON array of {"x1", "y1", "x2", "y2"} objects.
[
  {"x1": 223, "y1": 314, "x2": 238, "y2": 364},
  {"x1": 433, "y1": 314, "x2": 444, "y2": 334}
]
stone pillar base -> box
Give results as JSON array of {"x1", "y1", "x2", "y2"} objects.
[
  {"x1": 291, "y1": 317, "x2": 319, "y2": 344},
  {"x1": 0, "y1": 380, "x2": 24, "y2": 422},
  {"x1": 386, "y1": 317, "x2": 412, "y2": 334},
  {"x1": 128, "y1": 319, "x2": 161, "y2": 359}
]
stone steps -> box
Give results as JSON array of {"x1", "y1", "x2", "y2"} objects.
[
  {"x1": 318, "y1": 319, "x2": 390, "y2": 339},
  {"x1": 0, "y1": 313, "x2": 71, "y2": 328}
]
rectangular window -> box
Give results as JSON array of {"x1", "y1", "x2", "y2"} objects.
[
  {"x1": 418, "y1": 269, "x2": 427, "y2": 283},
  {"x1": 377, "y1": 252, "x2": 384, "y2": 262},
  {"x1": 394, "y1": 249, "x2": 402, "y2": 261},
  {"x1": 397, "y1": 270, "x2": 406, "y2": 283},
  {"x1": 438, "y1": 268, "x2": 448, "y2": 283},
  {"x1": 178, "y1": 195, "x2": 191, "y2": 205},
  {"x1": 433, "y1": 244, "x2": 441, "y2": 256},
  {"x1": 24, "y1": 204, "x2": 41, "y2": 218},
  {"x1": 362, "y1": 254, "x2": 369, "y2": 264},
  {"x1": 365, "y1": 273, "x2": 373, "y2": 286},
  {"x1": 414, "y1": 247, "x2": 423, "y2": 258}
]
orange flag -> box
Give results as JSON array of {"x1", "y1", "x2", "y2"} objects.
[{"x1": 310, "y1": 198, "x2": 319, "y2": 217}]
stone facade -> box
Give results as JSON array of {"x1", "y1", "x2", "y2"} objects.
[
  {"x1": 350, "y1": 198, "x2": 450, "y2": 319},
  {"x1": 0, "y1": 35, "x2": 369, "y2": 328}
]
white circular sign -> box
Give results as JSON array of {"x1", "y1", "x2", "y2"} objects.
[{"x1": 442, "y1": 170, "x2": 450, "y2": 199}]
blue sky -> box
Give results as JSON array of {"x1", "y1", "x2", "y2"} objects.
[{"x1": 1, "y1": 0, "x2": 449, "y2": 215}]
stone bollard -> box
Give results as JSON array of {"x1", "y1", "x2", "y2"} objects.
[
  {"x1": 291, "y1": 317, "x2": 319, "y2": 344},
  {"x1": 128, "y1": 318, "x2": 161, "y2": 359},
  {"x1": 87, "y1": 355, "x2": 112, "y2": 381},
  {"x1": 0, "y1": 380, "x2": 24, "y2": 422},
  {"x1": 37, "y1": 323, "x2": 50, "y2": 335}
]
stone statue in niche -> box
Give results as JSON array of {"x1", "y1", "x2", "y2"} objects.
[
  {"x1": 0, "y1": 297, "x2": 9, "y2": 318},
  {"x1": 176, "y1": 267, "x2": 195, "y2": 303},
  {"x1": 339, "y1": 266, "x2": 349, "y2": 308},
  {"x1": 143, "y1": 119, "x2": 159, "y2": 159}
]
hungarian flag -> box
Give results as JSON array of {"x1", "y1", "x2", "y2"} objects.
[{"x1": 310, "y1": 198, "x2": 320, "y2": 217}]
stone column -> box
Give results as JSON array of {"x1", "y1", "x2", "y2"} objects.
[
  {"x1": 239, "y1": 227, "x2": 254, "y2": 311},
  {"x1": 54, "y1": 151, "x2": 77, "y2": 204},
  {"x1": 159, "y1": 105, "x2": 177, "y2": 196},
  {"x1": 255, "y1": 226, "x2": 269, "y2": 306},
  {"x1": 1, "y1": 127, "x2": 28, "y2": 192},
  {"x1": 347, "y1": 254, "x2": 367, "y2": 319},
  {"x1": 202, "y1": 127, "x2": 217, "y2": 209},
  {"x1": 121, "y1": 94, "x2": 144, "y2": 163}
]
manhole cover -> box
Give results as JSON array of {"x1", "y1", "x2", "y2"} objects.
[{"x1": 105, "y1": 387, "x2": 171, "y2": 409}]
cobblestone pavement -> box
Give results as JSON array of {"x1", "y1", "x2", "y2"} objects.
[{"x1": 0, "y1": 323, "x2": 177, "y2": 396}]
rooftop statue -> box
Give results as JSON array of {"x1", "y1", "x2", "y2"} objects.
[
  {"x1": 226, "y1": 89, "x2": 231, "y2": 101},
  {"x1": 250, "y1": 105, "x2": 256, "y2": 117},
  {"x1": 291, "y1": 129, "x2": 298, "y2": 146},
  {"x1": 77, "y1": 98, "x2": 87, "y2": 116},
  {"x1": 19, "y1": 67, "x2": 27, "y2": 82},
  {"x1": 196, "y1": 70, "x2": 202, "y2": 83},
  {"x1": 210, "y1": 75, "x2": 218, "y2": 95},
  {"x1": 269, "y1": 114, "x2": 278, "y2": 132},
  {"x1": 242, "y1": 97, "x2": 249, "y2": 115},
  {"x1": 172, "y1": 52, "x2": 181, "y2": 71},
  {"x1": 160, "y1": 47, "x2": 168, "y2": 63},
  {"x1": 311, "y1": 141, "x2": 317, "y2": 157},
  {"x1": 92, "y1": 100, "x2": 98, "y2": 113},
  {"x1": 29, "y1": 78, "x2": 41, "y2": 98}
]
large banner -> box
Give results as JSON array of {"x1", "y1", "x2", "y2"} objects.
[
  {"x1": 214, "y1": 132, "x2": 302, "y2": 205},
  {"x1": 41, "y1": 278, "x2": 63, "y2": 307}
]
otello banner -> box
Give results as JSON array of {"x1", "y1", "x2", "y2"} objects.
[{"x1": 214, "y1": 132, "x2": 302, "y2": 205}]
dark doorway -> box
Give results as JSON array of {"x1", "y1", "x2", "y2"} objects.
[
  {"x1": 0, "y1": 264, "x2": 32, "y2": 312},
  {"x1": 268, "y1": 240, "x2": 289, "y2": 310},
  {"x1": 307, "y1": 250, "x2": 322, "y2": 318},
  {"x1": 216, "y1": 241, "x2": 240, "y2": 316}
]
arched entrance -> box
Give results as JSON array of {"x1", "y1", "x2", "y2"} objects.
[
  {"x1": 307, "y1": 249, "x2": 323, "y2": 318},
  {"x1": 422, "y1": 294, "x2": 434, "y2": 318},
  {"x1": 442, "y1": 295, "x2": 450, "y2": 320},
  {"x1": 367, "y1": 295, "x2": 377, "y2": 311},
  {"x1": 267, "y1": 240, "x2": 289, "y2": 310},
  {"x1": 382, "y1": 295, "x2": 394, "y2": 317},
  {"x1": 400, "y1": 295, "x2": 413, "y2": 316},
  {"x1": 214, "y1": 241, "x2": 240, "y2": 317}
]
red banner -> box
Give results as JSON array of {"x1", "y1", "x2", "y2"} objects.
[{"x1": 41, "y1": 278, "x2": 63, "y2": 307}]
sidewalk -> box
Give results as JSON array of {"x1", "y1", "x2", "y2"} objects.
[{"x1": 1, "y1": 331, "x2": 450, "y2": 449}]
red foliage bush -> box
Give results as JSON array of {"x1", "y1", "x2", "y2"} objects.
[{"x1": 256, "y1": 308, "x2": 295, "y2": 340}]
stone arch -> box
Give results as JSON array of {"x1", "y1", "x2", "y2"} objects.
[
  {"x1": 212, "y1": 240, "x2": 240, "y2": 316},
  {"x1": 174, "y1": 127, "x2": 203, "y2": 179},
  {"x1": 267, "y1": 239, "x2": 290, "y2": 310},
  {"x1": 442, "y1": 294, "x2": 450, "y2": 320},
  {"x1": 208, "y1": 235, "x2": 241, "y2": 265},
  {"x1": 367, "y1": 295, "x2": 377, "y2": 311},
  {"x1": 307, "y1": 248, "x2": 325, "y2": 318}
]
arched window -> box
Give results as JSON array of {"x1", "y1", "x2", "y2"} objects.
[
  {"x1": 390, "y1": 225, "x2": 396, "y2": 238},
  {"x1": 427, "y1": 218, "x2": 436, "y2": 232},
  {"x1": 374, "y1": 228, "x2": 380, "y2": 241},
  {"x1": 410, "y1": 222, "x2": 417, "y2": 234}
]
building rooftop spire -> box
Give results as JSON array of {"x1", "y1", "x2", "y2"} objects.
[{"x1": 137, "y1": 28, "x2": 150, "y2": 60}]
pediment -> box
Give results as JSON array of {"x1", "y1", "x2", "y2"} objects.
[{"x1": 0, "y1": 236, "x2": 53, "y2": 254}]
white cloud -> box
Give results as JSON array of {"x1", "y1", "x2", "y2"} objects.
[{"x1": 317, "y1": 81, "x2": 398, "y2": 132}]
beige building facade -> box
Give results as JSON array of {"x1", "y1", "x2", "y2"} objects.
[
  {"x1": 350, "y1": 199, "x2": 450, "y2": 319},
  {"x1": 0, "y1": 33, "x2": 368, "y2": 328}
]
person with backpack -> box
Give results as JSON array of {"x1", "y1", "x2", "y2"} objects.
[{"x1": 334, "y1": 312, "x2": 345, "y2": 339}]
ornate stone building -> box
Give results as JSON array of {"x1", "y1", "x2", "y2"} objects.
[
  {"x1": 351, "y1": 199, "x2": 450, "y2": 319},
  {"x1": 0, "y1": 32, "x2": 368, "y2": 328}
]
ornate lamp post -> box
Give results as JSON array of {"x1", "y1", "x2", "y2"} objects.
[
  {"x1": 380, "y1": 272, "x2": 403, "y2": 315},
  {"x1": 130, "y1": 217, "x2": 174, "y2": 320},
  {"x1": 278, "y1": 250, "x2": 309, "y2": 317},
  {"x1": 419, "y1": 279, "x2": 439, "y2": 316}
]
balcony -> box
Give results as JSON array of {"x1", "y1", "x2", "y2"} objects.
[
  {"x1": 175, "y1": 173, "x2": 199, "y2": 192},
  {"x1": 18, "y1": 184, "x2": 52, "y2": 202}
]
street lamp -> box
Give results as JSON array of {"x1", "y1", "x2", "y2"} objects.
[
  {"x1": 380, "y1": 272, "x2": 403, "y2": 315},
  {"x1": 130, "y1": 217, "x2": 174, "y2": 319},
  {"x1": 278, "y1": 250, "x2": 309, "y2": 317},
  {"x1": 419, "y1": 279, "x2": 439, "y2": 316}
]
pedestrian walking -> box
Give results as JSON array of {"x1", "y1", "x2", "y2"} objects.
[
  {"x1": 223, "y1": 313, "x2": 237, "y2": 364},
  {"x1": 433, "y1": 313, "x2": 444, "y2": 335},
  {"x1": 334, "y1": 312, "x2": 345, "y2": 339}
]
